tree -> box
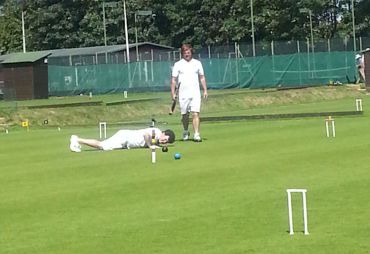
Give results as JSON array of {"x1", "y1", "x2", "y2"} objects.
[
  {"x1": 0, "y1": 0, "x2": 369, "y2": 54},
  {"x1": 355, "y1": 0, "x2": 370, "y2": 37},
  {"x1": 24, "y1": 0, "x2": 89, "y2": 50},
  {"x1": 0, "y1": 0, "x2": 23, "y2": 53}
]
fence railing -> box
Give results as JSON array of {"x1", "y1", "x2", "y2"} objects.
[{"x1": 48, "y1": 37, "x2": 370, "y2": 66}]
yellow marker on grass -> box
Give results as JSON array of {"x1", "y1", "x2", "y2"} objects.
[{"x1": 21, "y1": 120, "x2": 29, "y2": 131}]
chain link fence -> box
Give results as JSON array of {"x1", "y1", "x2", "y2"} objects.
[{"x1": 47, "y1": 37, "x2": 369, "y2": 96}]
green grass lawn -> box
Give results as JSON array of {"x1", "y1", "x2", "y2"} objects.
[
  {"x1": 1, "y1": 92, "x2": 370, "y2": 253},
  {"x1": 0, "y1": 85, "x2": 366, "y2": 128}
]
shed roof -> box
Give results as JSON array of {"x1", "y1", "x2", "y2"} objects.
[
  {"x1": 0, "y1": 42, "x2": 174, "y2": 63},
  {"x1": 46, "y1": 42, "x2": 174, "y2": 57},
  {"x1": 0, "y1": 51, "x2": 51, "y2": 64}
]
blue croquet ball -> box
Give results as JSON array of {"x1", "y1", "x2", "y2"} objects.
[{"x1": 174, "y1": 153, "x2": 181, "y2": 160}]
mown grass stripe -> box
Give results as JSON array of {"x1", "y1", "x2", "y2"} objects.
[{"x1": 202, "y1": 110, "x2": 363, "y2": 122}]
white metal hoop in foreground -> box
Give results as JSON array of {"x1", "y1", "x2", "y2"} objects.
[
  {"x1": 99, "y1": 122, "x2": 107, "y2": 139},
  {"x1": 286, "y1": 189, "x2": 309, "y2": 235}
]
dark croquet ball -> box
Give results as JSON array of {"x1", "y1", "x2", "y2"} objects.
[{"x1": 162, "y1": 146, "x2": 168, "y2": 152}]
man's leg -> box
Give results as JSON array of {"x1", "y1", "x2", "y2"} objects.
[
  {"x1": 70, "y1": 135, "x2": 82, "y2": 152},
  {"x1": 192, "y1": 112, "x2": 202, "y2": 141},
  {"x1": 182, "y1": 113, "x2": 190, "y2": 140},
  {"x1": 360, "y1": 67, "x2": 366, "y2": 82},
  {"x1": 192, "y1": 112, "x2": 200, "y2": 134},
  {"x1": 70, "y1": 135, "x2": 103, "y2": 152},
  {"x1": 77, "y1": 137, "x2": 102, "y2": 149}
]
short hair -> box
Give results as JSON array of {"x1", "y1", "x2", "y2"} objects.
[
  {"x1": 164, "y1": 129, "x2": 176, "y2": 143},
  {"x1": 181, "y1": 44, "x2": 194, "y2": 54}
]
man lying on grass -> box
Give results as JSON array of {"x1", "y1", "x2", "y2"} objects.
[{"x1": 69, "y1": 128, "x2": 175, "y2": 152}]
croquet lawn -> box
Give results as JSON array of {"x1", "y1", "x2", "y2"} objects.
[{"x1": 1, "y1": 103, "x2": 370, "y2": 253}]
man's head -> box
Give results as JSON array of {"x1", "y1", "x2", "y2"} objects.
[
  {"x1": 159, "y1": 129, "x2": 176, "y2": 144},
  {"x1": 181, "y1": 44, "x2": 193, "y2": 61}
]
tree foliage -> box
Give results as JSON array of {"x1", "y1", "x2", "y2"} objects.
[{"x1": 0, "y1": 0, "x2": 369, "y2": 53}]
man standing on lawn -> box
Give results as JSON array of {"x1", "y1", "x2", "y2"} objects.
[{"x1": 171, "y1": 44, "x2": 208, "y2": 142}]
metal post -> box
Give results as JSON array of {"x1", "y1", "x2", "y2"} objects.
[
  {"x1": 308, "y1": 10, "x2": 316, "y2": 77},
  {"x1": 297, "y1": 40, "x2": 300, "y2": 54},
  {"x1": 250, "y1": 0, "x2": 256, "y2": 57},
  {"x1": 307, "y1": 37, "x2": 311, "y2": 76},
  {"x1": 271, "y1": 40, "x2": 275, "y2": 83},
  {"x1": 103, "y1": 3, "x2": 107, "y2": 46},
  {"x1": 351, "y1": 0, "x2": 356, "y2": 52},
  {"x1": 287, "y1": 190, "x2": 294, "y2": 235},
  {"x1": 123, "y1": 0, "x2": 130, "y2": 63},
  {"x1": 22, "y1": 11, "x2": 26, "y2": 53},
  {"x1": 309, "y1": 10, "x2": 314, "y2": 55},
  {"x1": 297, "y1": 40, "x2": 302, "y2": 85},
  {"x1": 135, "y1": 13, "x2": 139, "y2": 61},
  {"x1": 300, "y1": 8, "x2": 314, "y2": 77},
  {"x1": 302, "y1": 191, "x2": 309, "y2": 235},
  {"x1": 271, "y1": 40, "x2": 275, "y2": 55},
  {"x1": 151, "y1": 49, "x2": 154, "y2": 82}
]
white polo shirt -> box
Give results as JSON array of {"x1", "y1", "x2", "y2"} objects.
[
  {"x1": 172, "y1": 58, "x2": 204, "y2": 99},
  {"x1": 101, "y1": 128, "x2": 161, "y2": 150}
]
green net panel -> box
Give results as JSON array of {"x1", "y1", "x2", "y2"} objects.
[{"x1": 48, "y1": 51, "x2": 357, "y2": 96}]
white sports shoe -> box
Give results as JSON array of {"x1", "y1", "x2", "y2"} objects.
[
  {"x1": 70, "y1": 135, "x2": 81, "y2": 152},
  {"x1": 193, "y1": 133, "x2": 202, "y2": 142},
  {"x1": 183, "y1": 131, "x2": 190, "y2": 141}
]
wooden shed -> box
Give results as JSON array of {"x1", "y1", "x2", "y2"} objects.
[{"x1": 0, "y1": 52, "x2": 51, "y2": 100}]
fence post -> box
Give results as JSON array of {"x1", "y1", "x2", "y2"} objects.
[
  {"x1": 297, "y1": 40, "x2": 302, "y2": 85},
  {"x1": 271, "y1": 40, "x2": 274, "y2": 56},
  {"x1": 307, "y1": 38, "x2": 311, "y2": 77},
  {"x1": 271, "y1": 40, "x2": 275, "y2": 85}
]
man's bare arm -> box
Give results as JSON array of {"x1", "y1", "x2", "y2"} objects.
[
  {"x1": 143, "y1": 134, "x2": 152, "y2": 148},
  {"x1": 199, "y1": 75, "x2": 208, "y2": 99},
  {"x1": 171, "y1": 77, "x2": 177, "y2": 100}
]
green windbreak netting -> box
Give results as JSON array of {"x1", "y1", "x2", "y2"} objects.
[
  {"x1": 48, "y1": 61, "x2": 173, "y2": 96},
  {"x1": 48, "y1": 51, "x2": 357, "y2": 96}
]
